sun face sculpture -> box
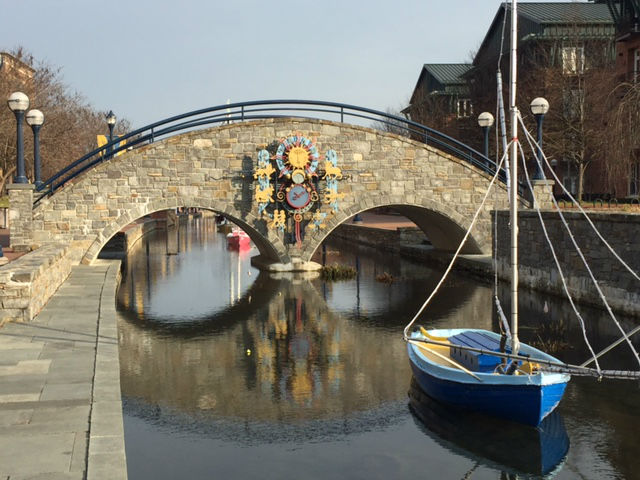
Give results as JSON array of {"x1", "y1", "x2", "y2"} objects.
[{"x1": 254, "y1": 133, "x2": 343, "y2": 246}]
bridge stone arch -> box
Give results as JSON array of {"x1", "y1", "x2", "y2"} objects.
[{"x1": 30, "y1": 117, "x2": 511, "y2": 267}]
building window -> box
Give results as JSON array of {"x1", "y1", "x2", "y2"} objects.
[
  {"x1": 563, "y1": 161, "x2": 577, "y2": 195},
  {"x1": 562, "y1": 46, "x2": 585, "y2": 75},
  {"x1": 634, "y1": 48, "x2": 640, "y2": 83},
  {"x1": 630, "y1": 162, "x2": 640, "y2": 197},
  {"x1": 456, "y1": 99, "x2": 473, "y2": 118}
]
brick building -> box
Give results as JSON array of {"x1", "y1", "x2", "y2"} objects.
[
  {"x1": 404, "y1": 2, "x2": 635, "y2": 201},
  {"x1": 402, "y1": 64, "x2": 473, "y2": 141}
]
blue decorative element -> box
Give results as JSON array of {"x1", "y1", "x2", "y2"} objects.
[
  {"x1": 255, "y1": 149, "x2": 275, "y2": 216},
  {"x1": 323, "y1": 149, "x2": 342, "y2": 213},
  {"x1": 407, "y1": 328, "x2": 570, "y2": 427}
]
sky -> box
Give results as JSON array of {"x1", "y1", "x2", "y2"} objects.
[{"x1": 1, "y1": 0, "x2": 581, "y2": 129}]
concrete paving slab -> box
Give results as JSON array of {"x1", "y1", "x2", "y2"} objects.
[
  {"x1": 0, "y1": 348, "x2": 44, "y2": 365},
  {"x1": 0, "y1": 261, "x2": 126, "y2": 479},
  {"x1": 0, "y1": 360, "x2": 51, "y2": 376},
  {"x1": 0, "y1": 378, "x2": 45, "y2": 396},
  {"x1": 30, "y1": 405, "x2": 90, "y2": 430},
  {"x1": 0, "y1": 432, "x2": 75, "y2": 476},
  {"x1": 0, "y1": 393, "x2": 40, "y2": 403},
  {"x1": 40, "y1": 383, "x2": 92, "y2": 402},
  {"x1": 0, "y1": 408, "x2": 32, "y2": 426},
  {"x1": 9, "y1": 473, "x2": 85, "y2": 480}
]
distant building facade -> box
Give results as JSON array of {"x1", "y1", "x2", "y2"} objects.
[
  {"x1": 606, "y1": 0, "x2": 640, "y2": 197},
  {"x1": 0, "y1": 51, "x2": 35, "y2": 86},
  {"x1": 404, "y1": 2, "x2": 634, "y2": 200},
  {"x1": 402, "y1": 64, "x2": 474, "y2": 141}
]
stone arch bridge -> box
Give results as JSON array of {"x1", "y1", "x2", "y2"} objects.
[{"x1": 10, "y1": 103, "x2": 524, "y2": 270}]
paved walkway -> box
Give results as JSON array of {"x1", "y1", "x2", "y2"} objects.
[
  {"x1": 0, "y1": 261, "x2": 126, "y2": 480},
  {"x1": 349, "y1": 212, "x2": 417, "y2": 230}
]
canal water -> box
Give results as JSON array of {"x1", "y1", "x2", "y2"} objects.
[{"x1": 116, "y1": 216, "x2": 640, "y2": 480}]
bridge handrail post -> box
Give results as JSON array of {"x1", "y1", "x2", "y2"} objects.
[
  {"x1": 241, "y1": 106, "x2": 245, "y2": 121},
  {"x1": 340, "y1": 107, "x2": 344, "y2": 123},
  {"x1": 150, "y1": 127, "x2": 155, "y2": 144}
]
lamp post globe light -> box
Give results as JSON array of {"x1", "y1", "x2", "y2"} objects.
[
  {"x1": 530, "y1": 97, "x2": 549, "y2": 180},
  {"x1": 477, "y1": 111, "x2": 494, "y2": 164},
  {"x1": 7, "y1": 92, "x2": 30, "y2": 183},
  {"x1": 106, "y1": 110, "x2": 116, "y2": 158},
  {"x1": 26, "y1": 109, "x2": 44, "y2": 188}
]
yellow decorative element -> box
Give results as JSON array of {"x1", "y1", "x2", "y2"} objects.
[
  {"x1": 324, "y1": 191, "x2": 345, "y2": 204},
  {"x1": 323, "y1": 160, "x2": 343, "y2": 179},
  {"x1": 310, "y1": 212, "x2": 327, "y2": 229},
  {"x1": 97, "y1": 134, "x2": 127, "y2": 157},
  {"x1": 288, "y1": 146, "x2": 309, "y2": 168},
  {"x1": 254, "y1": 163, "x2": 275, "y2": 179},
  {"x1": 269, "y1": 210, "x2": 286, "y2": 229},
  {"x1": 255, "y1": 185, "x2": 274, "y2": 204}
]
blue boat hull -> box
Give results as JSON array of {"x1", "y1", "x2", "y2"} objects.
[
  {"x1": 408, "y1": 329, "x2": 570, "y2": 427},
  {"x1": 408, "y1": 378, "x2": 570, "y2": 476}
]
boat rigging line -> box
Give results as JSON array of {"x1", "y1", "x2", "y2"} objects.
[
  {"x1": 408, "y1": 336, "x2": 640, "y2": 380},
  {"x1": 402, "y1": 146, "x2": 510, "y2": 341},
  {"x1": 518, "y1": 114, "x2": 640, "y2": 371}
]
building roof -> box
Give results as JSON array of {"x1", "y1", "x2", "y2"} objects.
[
  {"x1": 470, "y1": 2, "x2": 614, "y2": 70},
  {"x1": 516, "y1": 2, "x2": 613, "y2": 25},
  {"x1": 423, "y1": 64, "x2": 472, "y2": 85}
]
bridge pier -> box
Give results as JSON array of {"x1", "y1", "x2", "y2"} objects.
[{"x1": 251, "y1": 254, "x2": 322, "y2": 272}]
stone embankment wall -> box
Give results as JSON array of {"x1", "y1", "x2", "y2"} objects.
[
  {"x1": 330, "y1": 224, "x2": 427, "y2": 251},
  {"x1": 98, "y1": 218, "x2": 164, "y2": 259},
  {"x1": 0, "y1": 244, "x2": 74, "y2": 324},
  {"x1": 495, "y1": 211, "x2": 640, "y2": 316}
]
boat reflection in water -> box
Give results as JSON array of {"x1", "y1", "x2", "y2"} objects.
[{"x1": 408, "y1": 378, "x2": 569, "y2": 477}]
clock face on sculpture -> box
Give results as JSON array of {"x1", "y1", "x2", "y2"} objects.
[{"x1": 286, "y1": 184, "x2": 311, "y2": 209}]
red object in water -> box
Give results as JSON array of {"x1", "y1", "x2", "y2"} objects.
[{"x1": 226, "y1": 229, "x2": 250, "y2": 250}]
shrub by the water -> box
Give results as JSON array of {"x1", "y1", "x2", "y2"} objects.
[{"x1": 320, "y1": 264, "x2": 357, "y2": 281}]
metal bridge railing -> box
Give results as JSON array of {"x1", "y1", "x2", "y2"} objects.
[{"x1": 34, "y1": 100, "x2": 506, "y2": 205}]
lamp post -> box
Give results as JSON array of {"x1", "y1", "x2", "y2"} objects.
[
  {"x1": 7, "y1": 92, "x2": 30, "y2": 183},
  {"x1": 477, "y1": 112, "x2": 494, "y2": 165},
  {"x1": 26, "y1": 109, "x2": 44, "y2": 188},
  {"x1": 530, "y1": 97, "x2": 549, "y2": 180},
  {"x1": 106, "y1": 110, "x2": 116, "y2": 157}
]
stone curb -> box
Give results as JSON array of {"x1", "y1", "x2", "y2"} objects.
[{"x1": 87, "y1": 260, "x2": 127, "y2": 480}]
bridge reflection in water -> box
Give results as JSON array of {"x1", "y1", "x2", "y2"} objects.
[
  {"x1": 116, "y1": 216, "x2": 488, "y2": 424},
  {"x1": 115, "y1": 215, "x2": 639, "y2": 480}
]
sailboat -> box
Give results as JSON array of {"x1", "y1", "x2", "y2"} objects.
[{"x1": 404, "y1": 0, "x2": 570, "y2": 427}]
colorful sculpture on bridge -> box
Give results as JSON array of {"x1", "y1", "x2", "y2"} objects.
[{"x1": 254, "y1": 133, "x2": 343, "y2": 246}]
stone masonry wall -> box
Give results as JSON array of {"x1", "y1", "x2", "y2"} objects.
[
  {"x1": 496, "y1": 210, "x2": 640, "y2": 316},
  {"x1": 31, "y1": 118, "x2": 511, "y2": 265},
  {"x1": 7, "y1": 184, "x2": 35, "y2": 251},
  {"x1": 0, "y1": 244, "x2": 74, "y2": 324}
]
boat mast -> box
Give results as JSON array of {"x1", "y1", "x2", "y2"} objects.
[{"x1": 509, "y1": 0, "x2": 520, "y2": 356}]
